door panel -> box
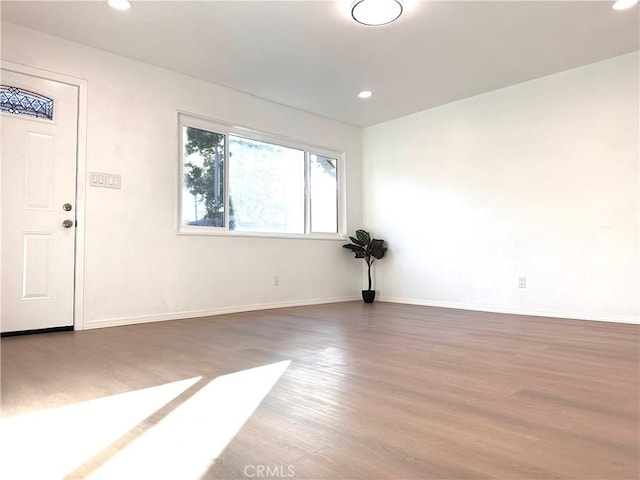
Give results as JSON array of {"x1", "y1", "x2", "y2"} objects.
[
  {"x1": 22, "y1": 233, "x2": 53, "y2": 300},
  {"x1": 24, "y1": 131, "x2": 54, "y2": 210},
  {"x1": 1, "y1": 70, "x2": 79, "y2": 333}
]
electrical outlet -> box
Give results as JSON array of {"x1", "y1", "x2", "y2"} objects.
[
  {"x1": 273, "y1": 275, "x2": 279, "y2": 287},
  {"x1": 518, "y1": 276, "x2": 527, "y2": 289}
]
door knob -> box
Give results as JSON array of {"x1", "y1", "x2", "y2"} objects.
[
  {"x1": 63, "y1": 203, "x2": 73, "y2": 211},
  {"x1": 62, "y1": 219, "x2": 74, "y2": 228}
]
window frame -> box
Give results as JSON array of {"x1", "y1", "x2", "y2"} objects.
[{"x1": 177, "y1": 112, "x2": 346, "y2": 240}]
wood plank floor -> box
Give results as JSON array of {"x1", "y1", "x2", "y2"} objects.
[{"x1": 1, "y1": 302, "x2": 638, "y2": 479}]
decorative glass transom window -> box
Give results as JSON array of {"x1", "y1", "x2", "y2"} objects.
[{"x1": 0, "y1": 85, "x2": 54, "y2": 120}]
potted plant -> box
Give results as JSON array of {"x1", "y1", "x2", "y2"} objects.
[{"x1": 343, "y1": 229, "x2": 387, "y2": 303}]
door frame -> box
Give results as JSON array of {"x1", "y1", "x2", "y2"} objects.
[{"x1": 2, "y1": 60, "x2": 88, "y2": 331}]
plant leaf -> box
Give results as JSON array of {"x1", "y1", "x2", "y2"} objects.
[
  {"x1": 370, "y1": 239, "x2": 387, "y2": 259},
  {"x1": 349, "y1": 236, "x2": 365, "y2": 246},
  {"x1": 342, "y1": 244, "x2": 367, "y2": 259},
  {"x1": 356, "y1": 230, "x2": 371, "y2": 247}
]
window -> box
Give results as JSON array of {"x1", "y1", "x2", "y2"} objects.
[
  {"x1": 309, "y1": 154, "x2": 338, "y2": 234},
  {"x1": 182, "y1": 126, "x2": 226, "y2": 227},
  {"x1": 0, "y1": 85, "x2": 54, "y2": 120},
  {"x1": 179, "y1": 114, "x2": 343, "y2": 238}
]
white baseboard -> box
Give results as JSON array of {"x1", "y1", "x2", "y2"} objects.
[
  {"x1": 377, "y1": 296, "x2": 640, "y2": 325},
  {"x1": 83, "y1": 295, "x2": 639, "y2": 330},
  {"x1": 83, "y1": 296, "x2": 360, "y2": 330}
]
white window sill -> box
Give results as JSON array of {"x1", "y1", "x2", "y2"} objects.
[{"x1": 177, "y1": 227, "x2": 346, "y2": 241}]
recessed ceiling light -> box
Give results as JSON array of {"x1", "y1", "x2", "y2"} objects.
[
  {"x1": 107, "y1": 0, "x2": 131, "y2": 10},
  {"x1": 613, "y1": 0, "x2": 638, "y2": 9},
  {"x1": 351, "y1": 0, "x2": 403, "y2": 26},
  {"x1": 358, "y1": 91, "x2": 373, "y2": 99}
]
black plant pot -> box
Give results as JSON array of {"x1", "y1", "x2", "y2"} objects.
[{"x1": 362, "y1": 290, "x2": 376, "y2": 303}]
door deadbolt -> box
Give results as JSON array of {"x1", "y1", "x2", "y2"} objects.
[
  {"x1": 63, "y1": 203, "x2": 73, "y2": 211},
  {"x1": 62, "y1": 219, "x2": 74, "y2": 229}
]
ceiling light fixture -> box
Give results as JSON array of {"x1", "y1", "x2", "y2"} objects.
[
  {"x1": 358, "y1": 90, "x2": 373, "y2": 99},
  {"x1": 612, "y1": 0, "x2": 638, "y2": 9},
  {"x1": 351, "y1": 0, "x2": 403, "y2": 26},
  {"x1": 107, "y1": 0, "x2": 132, "y2": 10}
]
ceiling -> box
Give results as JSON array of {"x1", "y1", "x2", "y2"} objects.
[{"x1": 1, "y1": 1, "x2": 638, "y2": 127}]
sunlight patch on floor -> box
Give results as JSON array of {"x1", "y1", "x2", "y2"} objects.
[
  {"x1": 87, "y1": 360, "x2": 291, "y2": 479},
  {"x1": 0, "y1": 377, "x2": 201, "y2": 480}
]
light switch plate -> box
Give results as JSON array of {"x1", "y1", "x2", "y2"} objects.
[
  {"x1": 106, "y1": 174, "x2": 121, "y2": 189},
  {"x1": 90, "y1": 172, "x2": 121, "y2": 189},
  {"x1": 89, "y1": 172, "x2": 106, "y2": 187}
]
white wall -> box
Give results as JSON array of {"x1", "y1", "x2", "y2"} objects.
[
  {"x1": 3, "y1": 22, "x2": 637, "y2": 327},
  {"x1": 1, "y1": 22, "x2": 363, "y2": 329},
  {"x1": 363, "y1": 52, "x2": 639, "y2": 323}
]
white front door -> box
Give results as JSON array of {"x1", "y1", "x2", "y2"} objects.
[{"x1": 1, "y1": 69, "x2": 79, "y2": 333}]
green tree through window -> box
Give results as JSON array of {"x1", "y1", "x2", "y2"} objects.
[{"x1": 183, "y1": 126, "x2": 226, "y2": 227}]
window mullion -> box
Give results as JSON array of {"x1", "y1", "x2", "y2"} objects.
[
  {"x1": 304, "y1": 151, "x2": 311, "y2": 234},
  {"x1": 224, "y1": 133, "x2": 231, "y2": 230}
]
